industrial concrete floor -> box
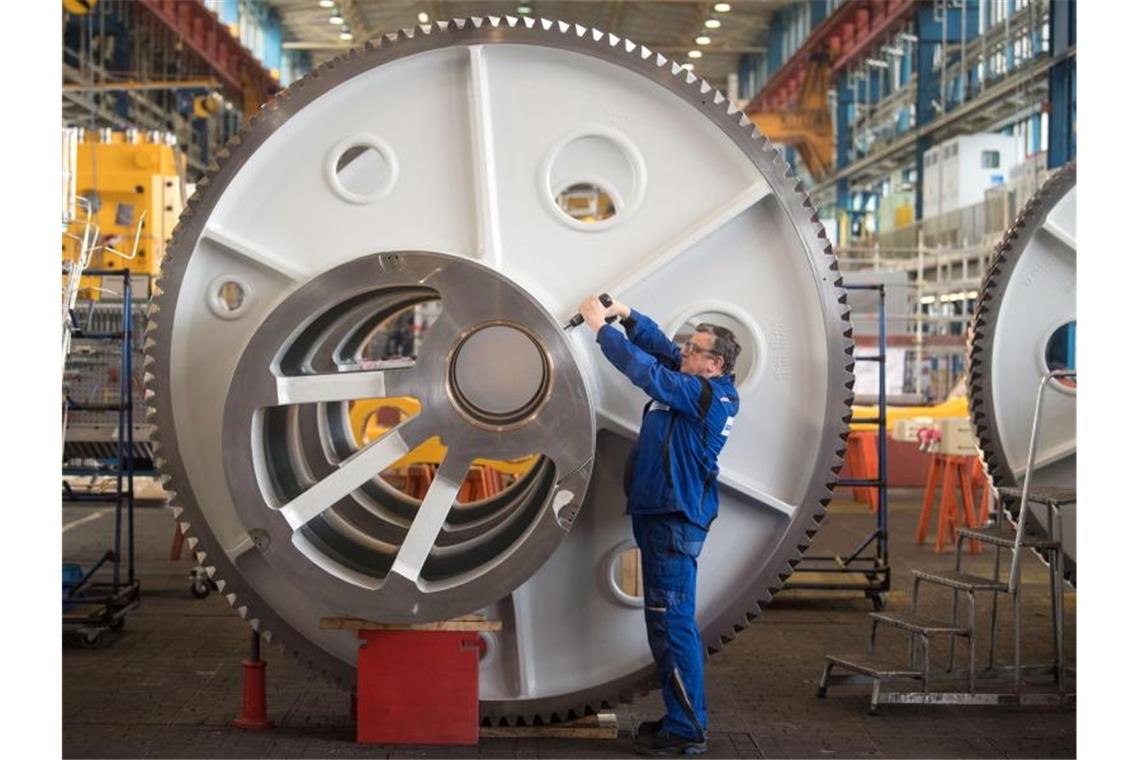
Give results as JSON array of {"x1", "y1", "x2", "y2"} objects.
[{"x1": 62, "y1": 489, "x2": 1076, "y2": 758}]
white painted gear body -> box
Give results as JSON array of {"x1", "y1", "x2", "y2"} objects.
[{"x1": 146, "y1": 16, "x2": 854, "y2": 722}]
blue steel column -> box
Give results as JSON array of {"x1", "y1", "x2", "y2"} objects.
[
  {"x1": 1047, "y1": 0, "x2": 1076, "y2": 167},
  {"x1": 765, "y1": 10, "x2": 789, "y2": 172},
  {"x1": 263, "y1": 8, "x2": 282, "y2": 74},
  {"x1": 914, "y1": 1, "x2": 940, "y2": 221},
  {"x1": 219, "y1": 0, "x2": 239, "y2": 26},
  {"x1": 767, "y1": 11, "x2": 784, "y2": 74},
  {"x1": 836, "y1": 70, "x2": 853, "y2": 241},
  {"x1": 809, "y1": 0, "x2": 828, "y2": 29}
]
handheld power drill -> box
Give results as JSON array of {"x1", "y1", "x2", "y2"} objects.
[{"x1": 564, "y1": 293, "x2": 618, "y2": 330}]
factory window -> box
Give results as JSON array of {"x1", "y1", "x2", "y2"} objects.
[{"x1": 981, "y1": 150, "x2": 1001, "y2": 168}]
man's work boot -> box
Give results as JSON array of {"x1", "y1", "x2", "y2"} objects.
[
  {"x1": 633, "y1": 728, "x2": 708, "y2": 756},
  {"x1": 635, "y1": 718, "x2": 665, "y2": 736}
]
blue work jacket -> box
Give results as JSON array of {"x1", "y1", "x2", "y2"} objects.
[{"x1": 596, "y1": 309, "x2": 740, "y2": 529}]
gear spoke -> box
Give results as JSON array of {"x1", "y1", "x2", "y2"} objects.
[
  {"x1": 277, "y1": 417, "x2": 424, "y2": 530},
  {"x1": 466, "y1": 45, "x2": 504, "y2": 269},
  {"x1": 201, "y1": 222, "x2": 308, "y2": 282},
  {"x1": 275, "y1": 367, "x2": 405, "y2": 406},
  {"x1": 1039, "y1": 218, "x2": 1076, "y2": 255},
  {"x1": 609, "y1": 179, "x2": 773, "y2": 298},
  {"x1": 388, "y1": 449, "x2": 475, "y2": 583}
]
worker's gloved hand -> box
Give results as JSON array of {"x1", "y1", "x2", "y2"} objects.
[{"x1": 577, "y1": 297, "x2": 609, "y2": 332}]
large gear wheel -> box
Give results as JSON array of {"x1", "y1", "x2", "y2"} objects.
[
  {"x1": 146, "y1": 16, "x2": 854, "y2": 723},
  {"x1": 968, "y1": 163, "x2": 1076, "y2": 584}
]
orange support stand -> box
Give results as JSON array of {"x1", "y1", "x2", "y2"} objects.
[
  {"x1": 844, "y1": 431, "x2": 880, "y2": 512},
  {"x1": 915, "y1": 454, "x2": 984, "y2": 553}
]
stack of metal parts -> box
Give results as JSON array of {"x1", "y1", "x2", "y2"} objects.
[{"x1": 64, "y1": 300, "x2": 154, "y2": 472}]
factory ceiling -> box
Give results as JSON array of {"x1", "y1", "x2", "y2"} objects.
[{"x1": 266, "y1": 0, "x2": 792, "y2": 92}]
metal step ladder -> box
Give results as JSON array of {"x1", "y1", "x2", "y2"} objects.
[{"x1": 817, "y1": 369, "x2": 1076, "y2": 713}]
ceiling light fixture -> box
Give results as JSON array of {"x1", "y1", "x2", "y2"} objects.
[
  {"x1": 695, "y1": 35, "x2": 711, "y2": 45},
  {"x1": 417, "y1": 11, "x2": 429, "y2": 23},
  {"x1": 328, "y1": 15, "x2": 344, "y2": 25},
  {"x1": 704, "y1": 19, "x2": 722, "y2": 29},
  {"x1": 681, "y1": 63, "x2": 695, "y2": 71},
  {"x1": 339, "y1": 29, "x2": 353, "y2": 40},
  {"x1": 517, "y1": 4, "x2": 533, "y2": 14},
  {"x1": 319, "y1": 0, "x2": 335, "y2": 8},
  {"x1": 688, "y1": 50, "x2": 703, "y2": 59},
  {"x1": 714, "y1": 2, "x2": 732, "y2": 12}
]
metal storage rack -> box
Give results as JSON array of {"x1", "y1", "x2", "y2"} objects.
[{"x1": 62, "y1": 268, "x2": 141, "y2": 645}]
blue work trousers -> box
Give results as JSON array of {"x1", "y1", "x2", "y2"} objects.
[{"x1": 631, "y1": 512, "x2": 708, "y2": 740}]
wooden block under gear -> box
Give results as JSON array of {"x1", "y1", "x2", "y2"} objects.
[{"x1": 320, "y1": 615, "x2": 502, "y2": 632}]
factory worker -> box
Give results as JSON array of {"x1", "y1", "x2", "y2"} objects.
[{"x1": 577, "y1": 296, "x2": 741, "y2": 757}]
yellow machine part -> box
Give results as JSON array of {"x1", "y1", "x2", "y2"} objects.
[
  {"x1": 350, "y1": 398, "x2": 539, "y2": 476},
  {"x1": 851, "y1": 395, "x2": 969, "y2": 434},
  {"x1": 63, "y1": 0, "x2": 98, "y2": 14},
  {"x1": 63, "y1": 131, "x2": 185, "y2": 298},
  {"x1": 745, "y1": 55, "x2": 833, "y2": 182}
]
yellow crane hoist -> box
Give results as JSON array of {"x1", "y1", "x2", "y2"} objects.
[{"x1": 62, "y1": 130, "x2": 186, "y2": 298}]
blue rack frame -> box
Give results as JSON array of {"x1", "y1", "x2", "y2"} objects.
[
  {"x1": 783, "y1": 284, "x2": 890, "y2": 610},
  {"x1": 63, "y1": 268, "x2": 140, "y2": 644}
]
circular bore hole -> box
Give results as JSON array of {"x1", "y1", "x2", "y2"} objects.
[
  {"x1": 545, "y1": 131, "x2": 643, "y2": 228},
  {"x1": 448, "y1": 324, "x2": 550, "y2": 428},
  {"x1": 1044, "y1": 320, "x2": 1076, "y2": 388},
  {"x1": 673, "y1": 312, "x2": 754, "y2": 383},
  {"x1": 335, "y1": 144, "x2": 390, "y2": 197},
  {"x1": 217, "y1": 280, "x2": 245, "y2": 312},
  {"x1": 555, "y1": 182, "x2": 617, "y2": 223}
]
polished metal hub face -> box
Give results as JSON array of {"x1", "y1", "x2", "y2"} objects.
[
  {"x1": 969, "y1": 164, "x2": 1076, "y2": 583},
  {"x1": 220, "y1": 251, "x2": 593, "y2": 620},
  {"x1": 447, "y1": 321, "x2": 553, "y2": 429},
  {"x1": 147, "y1": 16, "x2": 853, "y2": 722}
]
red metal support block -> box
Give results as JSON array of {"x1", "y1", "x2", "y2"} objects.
[
  {"x1": 137, "y1": 0, "x2": 279, "y2": 113},
  {"x1": 832, "y1": 0, "x2": 917, "y2": 70}
]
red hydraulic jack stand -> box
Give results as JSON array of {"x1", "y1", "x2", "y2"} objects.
[
  {"x1": 322, "y1": 615, "x2": 502, "y2": 744},
  {"x1": 232, "y1": 628, "x2": 274, "y2": 730}
]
